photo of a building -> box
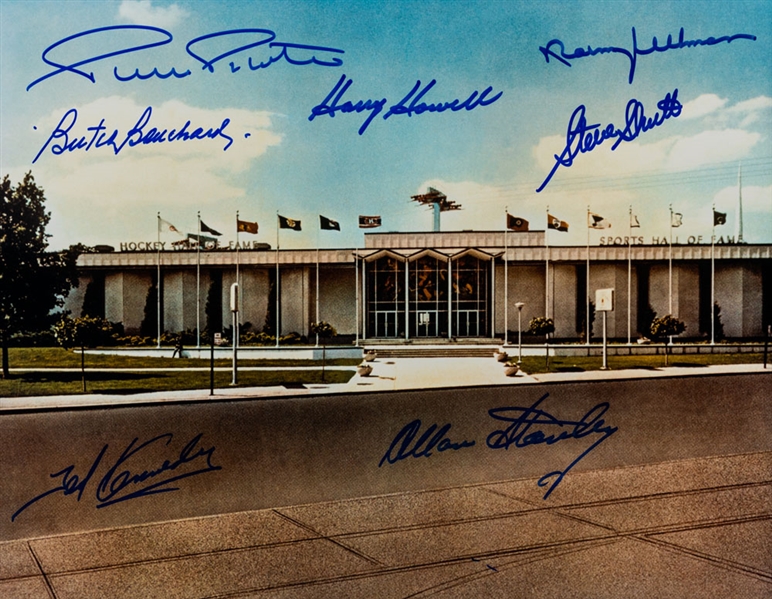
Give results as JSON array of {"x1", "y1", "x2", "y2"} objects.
[{"x1": 67, "y1": 230, "x2": 772, "y2": 342}]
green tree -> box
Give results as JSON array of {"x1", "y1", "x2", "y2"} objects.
[
  {"x1": 529, "y1": 316, "x2": 555, "y2": 369},
  {"x1": 140, "y1": 279, "x2": 158, "y2": 338},
  {"x1": 311, "y1": 321, "x2": 336, "y2": 382},
  {"x1": 53, "y1": 315, "x2": 116, "y2": 392},
  {"x1": 650, "y1": 314, "x2": 686, "y2": 365},
  {"x1": 1, "y1": 173, "x2": 82, "y2": 378},
  {"x1": 80, "y1": 275, "x2": 105, "y2": 318},
  {"x1": 204, "y1": 273, "x2": 222, "y2": 342},
  {"x1": 713, "y1": 302, "x2": 725, "y2": 342}
]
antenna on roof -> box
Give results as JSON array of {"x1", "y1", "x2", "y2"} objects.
[
  {"x1": 410, "y1": 187, "x2": 462, "y2": 232},
  {"x1": 736, "y1": 163, "x2": 744, "y2": 243}
]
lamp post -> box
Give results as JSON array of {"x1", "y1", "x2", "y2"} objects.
[{"x1": 515, "y1": 302, "x2": 524, "y2": 364}]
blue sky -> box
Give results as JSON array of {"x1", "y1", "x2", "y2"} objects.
[{"x1": 1, "y1": 0, "x2": 770, "y2": 250}]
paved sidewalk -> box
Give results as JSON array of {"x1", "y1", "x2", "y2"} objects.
[
  {"x1": 2, "y1": 450, "x2": 770, "y2": 598},
  {"x1": 1, "y1": 361, "x2": 770, "y2": 597},
  {"x1": 2, "y1": 356, "x2": 769, "y2": 411}
]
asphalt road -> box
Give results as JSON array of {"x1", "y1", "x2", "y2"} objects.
[{"x1": 2, "y1": 372, "x2": 770, "y2": 541}]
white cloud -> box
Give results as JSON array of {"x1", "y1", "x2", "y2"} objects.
[
  {"x1": 666, "y1": 129, "x2": 761, "y2": 171},
  {"x1": 118, "y1": 0, "x2": 189, "y2": 29},
  {"x1": 24, "y1": 96, "x2": 281, "y2": 247},
  {"x1": 713, "y1": 184, "x2": 772, "y2": 213},
  {"x1": 726, "y1": 96, "x2": 772, "y2": 114},
  {"x1": 680, "y1": 94, "x2": 727, "y2": 120},
  {"x1": 726, "y1": 96, "x2": 772, "y2": 127},
  {"x1": 533, "y1": 128, "x2": 760, "y2": 182}
]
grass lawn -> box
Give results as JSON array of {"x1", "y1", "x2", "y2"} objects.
[
  {"x1": 4, "y1": 347, "x2": 362, "y2": 369},
  {"x1": 518, "y1": 352, "x2": 767, "y2": 374},
  {"x1": 0, "y1": 368, "x2": 354, "y2": 397},
  {"x1": 0, "y1": 347, "x2": 358, "y2": 397}
]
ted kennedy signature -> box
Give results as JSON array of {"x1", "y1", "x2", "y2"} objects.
[{"x1": 12, "y1": 432, "x2": 221, "y2": 522}]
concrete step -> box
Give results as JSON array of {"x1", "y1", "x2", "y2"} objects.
[{"x1": 364, "y1": 347, "x2": 500, "y2": 358}]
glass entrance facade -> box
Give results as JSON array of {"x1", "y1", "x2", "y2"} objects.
[
  {"x1": 409, "y1": 255, "x2": 449, "y2": 337},
  {"x1": 451, "y1": 255, "x2": 489, "y2": 337},
  {"x1": 366, "y1": 256, "x2": 406, "y2": 338},
  {"x1": 365, "y1": 253, "x2": 491, "y2": 338}
]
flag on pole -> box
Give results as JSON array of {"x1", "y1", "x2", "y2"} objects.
[
  {"x1": 630, "y1": 213, "x2": 641, "y2": 228},
  {"x1": 547, "y1": 213, "x2": 569, "y2": 232},
  {"x1": 713, "y1": 210, "x2": 727, "y2": 226},
  {"x1": 187, "y1": 233, "x2": 218, "y2": 249},
  {"x1": 359, "y1": 215, "x2": 382, "y2": 228},
  {"x1": 159, "y1": 217, "x2": 182, "y2": 235},
  {"x1": 507, "y1": 213, "x2": 529, "y2": 232},
  {"x1": 279, "y1": 215, "x2": 302, "y2": 231},
  {"x1": 671, "y1": 212, "x2": 683, "y2": 227},
  {"x1": 237, "y1": 219, "x2": 258, "y2": 234},
  {"x1": 200, "y1": 220, "x2": 222, "y2": 236},
  {"x1": 320, "y1": 215, "x2": 340, "y2": 230},
  {"x1": 588, "y1": 212, "x2": 611, "y2": 229}
]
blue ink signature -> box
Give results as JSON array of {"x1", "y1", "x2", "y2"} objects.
[
  {"x1": 379, "y1": 419, "x2": 476, "y2": 466},
  {"x1": 11, "y1": 433, "x2": 220, "y2": 522},
  {"x1": 308, "y1": 74, "x2": 502, "y2": 135},
  {"x1": 378, "y1": 394, "x2": 617, "y2": 500},
  {"x1": 27, "y1": 25, "x2": 344, "y2": 91},
  {"x1": 32, "y1": 106, "x2": 233, "y2": 164},
  {"x1": 536, "y1": 88, "x2": 682, "y2": 192},
  {"x1": 486, "y1": 394, "x2": 617, "y2": 499},
  {"x1": 540, "y1": 27, "x2": 756, "y2": 84}
]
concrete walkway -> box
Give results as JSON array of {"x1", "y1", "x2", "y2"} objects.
[
  {"x1": 1, "y1": 361, "x2": 770, "y2": 597},
  {"x1": 2, "y1": 356, "x2": 769, "y2": 411},
  {"x1": 2, "y1": 450, "x2": 770, "y2": 598}
]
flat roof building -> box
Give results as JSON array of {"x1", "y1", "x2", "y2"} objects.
[{"x1": 67, "y1": 231, "x2": 772, "y2": 342}]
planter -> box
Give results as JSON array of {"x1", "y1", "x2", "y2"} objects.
[
  {"x1": 364, "y1": 350, "x2": 377, "y2": 362},
  {"x1": 357, "y1": 364, "x2": 373, "y2": 376},
  {"x1": 504, "y1": 364, "x2": 520, "y2": 377},
  {"x1": 496, "y1": 352, "x2": 509, "y2": 363}
]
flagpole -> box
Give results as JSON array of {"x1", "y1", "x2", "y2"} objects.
[
  {"x1": 737, "y1": 163, "x2": 744, "y2": 243},
  {"x1": 504, "y1": 207, "x2": 509, "y2": 345},
  {"x1": 156, "y1": 212, "x2": 161, "y2": 349},
  {"x1": 316, "y1": 223, "x2": 320, "y2": 347},
  {"x1": 355, "y1": 244, "x2": 360, "y2": 346},
  {"x1": 276, "y1": 212, "x2": 280, "y2": 348},
  {"x1": 586, "y1": 206, "x2": 590, "y2": 345},
  {"x1": 235, "y1": 211, "x2": 240, "y2": 349},
  {"x1": 545, "y1": 206, "x2": 549, "y2": 320},
  {"x1": 627, "y1": 206, "x2": 632, "y2": 345},
  {"x1": 669, "y1": 204, "x2": 674, "y2": 347},
  {"x1": 197, "y1": 211, "x2": 201, "y2": 349},
  {"x1": 669, "y1": 204, "x2": 673, "y2": 318},
  {"x1": 361, "y1": 249, "x2": 367, "y2": 342},
  {"x1": 711, "y1": 203, "x2": 716, "y2": 345}
]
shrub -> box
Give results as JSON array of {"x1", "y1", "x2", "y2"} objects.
[
  {"x1": 310, "y1": 321, "x2": 337, "y2": 339},
  {"x1": 650, "y1": 314, "x2": 686, "y2": 341},
  {"x1": 9, "y1": 330, "x2": 58, "y2": 347},
  {"x1": 528, "y1": 317, "x2": 555, "y2": 337},
  {"x1": 713, "y1": 302, "x2": 725, "y2": 342},
  {"x1": 54, "y1": 315, "x2": 123, "y2": 349}
]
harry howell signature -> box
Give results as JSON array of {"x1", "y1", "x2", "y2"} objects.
[{"x1": 11, "y1": 432, "x2": 221, "y2": 522}]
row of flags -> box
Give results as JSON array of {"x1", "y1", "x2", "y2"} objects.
[
  {"x1": 159, "y1": 214, "x2": 384, "y2": 242},
  {"x1": 162, "y1": 208, "x2": 731, "y2": 241},
  {"x1": 504, "y1": 209, "x2": 728, "y2": 232}
]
